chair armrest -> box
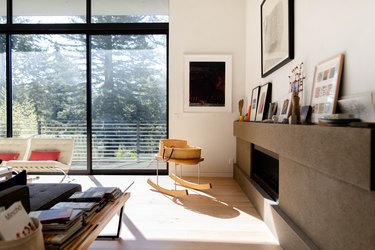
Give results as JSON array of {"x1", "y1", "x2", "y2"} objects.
[{"x1": 0, "y1": 185, "x2": 30, "y2": 213}]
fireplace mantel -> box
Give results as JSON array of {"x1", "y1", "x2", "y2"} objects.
[{"x1": 233, "y1": 121, "x2": 374, "y2": 249}]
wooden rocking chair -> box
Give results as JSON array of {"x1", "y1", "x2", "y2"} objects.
[{"x1": 147, "y1": 139, "x2": 212, "y2": 196}]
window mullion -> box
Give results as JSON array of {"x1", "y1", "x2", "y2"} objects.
[{"x1": 5, "y1": 33, "x2": 12, "y2": 137}]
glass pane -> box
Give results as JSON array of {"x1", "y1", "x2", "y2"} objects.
[
  {"x1": 0, "y1": 0, "x2": 5, "y2": 23},
  {"x1": 0, "y1": 35, "x2": 6, "y2": 136},
  {"x1": 92, "y1": 0, "x2": 168, "y2": 23},
  {"x1": 91, "y1": 35, "x2": 167, "y2": 171},
  {"x1": 12, "y1": 34, "x2": 87, "y2": 170},
  {"x1": 13, "y1": 0, "x2": 85, "y2": 24}
]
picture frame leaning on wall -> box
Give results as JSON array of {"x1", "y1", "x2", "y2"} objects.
[
  {"x1": 255, "y1": 82, "x2": 272, "y2": 121},
  {"x1": 310, "y1": 53, "x2": 344, "y2": 123},
  {"x1": 250, "y1": 86, "x2": 260, "y2": 121}
]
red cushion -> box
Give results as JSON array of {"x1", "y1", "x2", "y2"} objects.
[
  {"x1": 29, "y1": 151, "x2": 60, "y2": 161},
  {"x1": 0, "y1": 153, "x2": 20, "y2": 161}
]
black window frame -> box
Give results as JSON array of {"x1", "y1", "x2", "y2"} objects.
[{"x1": 0, "y1": 0, "x2": 169, "y2": 176}]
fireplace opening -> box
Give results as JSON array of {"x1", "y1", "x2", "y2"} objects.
[{"x1": 250, "y1": 144, "x2": 279, "y2": 201}]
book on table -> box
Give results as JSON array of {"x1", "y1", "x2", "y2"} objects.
[
  {"x1": 43, "y1": 217, "x2": 83, "y2": 247},
  {"x1": 85, "y1": 186, "x2": 123, "y2": 200},
  {"x1": 50, "y1": 202, "x2": 98, "y2": 225},
  {"x1": 39, "y1": 209, "x2": 84, "y2": 250},
  {"x1": 67, "y1": 186, "x2": 123, "y2": 202},
  {"x1": 29, "y1": 208, "x2": 73, "y2": 223},
  {"x1": 67, "y1": 191, "x2": 106, "y2": 202},
  {"x1": 40, "y1": 209, "x2": 83, "y2": 231},
  {"x1": 51, "y1": 201, "x2": 98, "y2": 212}
]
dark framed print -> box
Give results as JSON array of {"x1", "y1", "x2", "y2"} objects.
[
  {"x1": 184, "y1": 54, "x2": 232, "y2": 112},
  {"x1": 250, "y1": 86, "x2": 260, "y2": 121},
  {"x1": 261, "y1": 0, "x2": 294, "y2": 77},
  {"x1": 255, "y1": 82, "x2": 272, "y2": 121}
]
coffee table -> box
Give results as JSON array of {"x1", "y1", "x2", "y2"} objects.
[{"x1": 62, "y1": 192, "x2": 131, "y2": 250}]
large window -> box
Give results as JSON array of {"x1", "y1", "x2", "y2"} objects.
[
  {"x1": 0, "y1": 0, "x2": 168, "y2": 174},
  {"x1": 91, "y1": 35, "x2": 167, "y2": 170},
  {"x1": 12, "y1": 34, "x2": 88, "y2": 169}
]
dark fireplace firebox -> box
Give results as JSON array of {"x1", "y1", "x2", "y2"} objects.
[{"x1": 250, "y1": 145, "x2": 279, "y2": 201}]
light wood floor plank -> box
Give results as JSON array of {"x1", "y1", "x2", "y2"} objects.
[{"x1": 32, "y1": 175, "x2": 282, "y2": 250}]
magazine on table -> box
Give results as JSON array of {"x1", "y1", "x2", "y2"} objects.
[
  {"x1": 85, "y1": 186, "x2": 123, "y2": 200},
  {"x1": 41, "y1": 209, "x2": 83, "y2": 231},
  {"x1": 43, "y1": 218, "x2": 82, "y2": 245},
  {"x1": 29, "y1": 208, "x2": 73, "y2": 223},
  {"x1": 67, "y1": 191, "x2": 106, "y2": 202},
  {"x1": 67, "y1": 186, "x2": 123, "y2": 202},
  {"x1": 44, "y1": 229, "x2": 83, "y2": 250},
  {"x1": 51, "y1": 202, "x2": 98, "y2": 212}
]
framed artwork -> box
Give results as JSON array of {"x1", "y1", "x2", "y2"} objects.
[
  {"x1": 267, "y1": 102, "x2": 278, "y2": 119},
  {"x1": 310, "y1": 54, "x2": 344, "y2": 123},
  {"x1": 250, "y1": 86, "x2": 260, "y2": 121},
  {"x1": 184, "y1": 54, "x2": 232, "y2": 112},
  {"x1": 278, "y1": 97, "x2": 291, "y2": 122},
  {"x1": 255, "y1": 82, "x2": 272, "y2": 121},
  {"x1": 261, "y1": 0, "x2": 294, "y2": 78}
]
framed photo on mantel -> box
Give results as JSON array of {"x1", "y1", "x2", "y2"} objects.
[
  {"x1": 255, "y1": 82, "x2": 272, "y2": 121},
  {"x1": 250, "y1": 86, "x2": 260, "y2": 121},
  {"x1": 310, "y1": 54, "x2": 344, "y2": 123}
]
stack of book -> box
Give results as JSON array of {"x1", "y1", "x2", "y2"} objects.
[
  {"x1": 29, "y1": 208, "x2": 83, "y2": 250},
  {"x1": 86, "y1": 186, "x2": 123, "y2": 200},
  {"x1": 50, "y1": 201, "x2": 98, "y2": 225},
  {"x1": 67, "y1": 187, "x2": 123, "y2": 206},
  {"x1": 29, "y1": 186, "x2": 123, "y2": 249}
]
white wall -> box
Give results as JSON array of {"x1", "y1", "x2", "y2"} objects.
[
  {"x1": 169, "y1": 0, "x2": 246, "y2": 177},
  {"x1": 246, "y1": 0, "x2": 375, "y2": 108}
]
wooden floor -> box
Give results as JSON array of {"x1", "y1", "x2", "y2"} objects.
[{"x1": 32, "y1": 175, "x2": 282, "y2": 250}]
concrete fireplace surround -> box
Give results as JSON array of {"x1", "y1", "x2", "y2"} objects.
[{"x1": 233, "y1": 121, "x2": 374, "y2": 249}]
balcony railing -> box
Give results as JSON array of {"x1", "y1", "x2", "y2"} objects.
[{"x1": 3, "y1": 121, "x2": 167, "y2": 170}]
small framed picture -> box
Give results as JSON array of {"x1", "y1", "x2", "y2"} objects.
[
  {"x1": 255, "y1": 82, "x2": 272, "y2": 121},
  {"x1": 278, "y1": 97, "x2": 291, "y2": 122},
  {"x1": 267, "y1": 102, "x2": 278, "y2": 119},
  {"x1": 310, "y1": 54, "x2": 344, "y2": 123},
  {"x1": 250, "y1": 86, "x2": 260, "y2": 121}
]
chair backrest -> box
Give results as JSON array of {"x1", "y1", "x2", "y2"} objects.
[
  {"x1": 158, "y1": 139, "x2": 188, "y2": 156},
  {"x1": 0, "y1": 138, "x2": 30, "y2": 160},
  {"x1": 28, "y1": 138, "x2": 75, "y2": 165}
]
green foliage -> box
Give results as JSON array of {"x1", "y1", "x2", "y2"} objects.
[
  {"x1": 0, "y1": 87, "x2": 38, "y2": 137},
  {"x1": 8, "y1": 33, "x2": 166, "y2": 124}
]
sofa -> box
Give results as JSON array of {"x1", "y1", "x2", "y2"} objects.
[
  {"x1": 0, "y1": 171, "x2": 81, "y2": 212},
  {"x1": 0, "y1": 137, "x2": 75, "y2": 182}
]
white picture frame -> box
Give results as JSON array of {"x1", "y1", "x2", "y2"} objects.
[
  {"x1": 310, "y1": 54, "x2": 344, "y2": 123},
  {"x1": 278, "y1": 96, "x2": 291, "y2": 122},
  {"x1": 184, "y1": 54, "x2": 232, "y2": 113}
]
